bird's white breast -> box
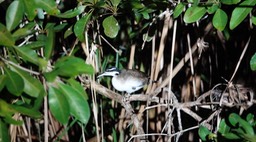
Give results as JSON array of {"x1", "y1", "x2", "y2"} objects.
[{"x1": 112, "y1": 76, "x2": 144, "y2": 94}]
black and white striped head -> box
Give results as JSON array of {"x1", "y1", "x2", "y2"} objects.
[{"x1": 97, "y1": 67, "x2": 120, "y2": 78}]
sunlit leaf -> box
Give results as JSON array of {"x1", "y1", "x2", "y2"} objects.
[
  {"x1": 173, "y1": 2, "x2": 185, "y2": 18},
  {"x1": 0, "y1": 23, "x2": 15, "y2": 47},
  {"x1": 184, "y1": 6, "x2": 206, "y2": 23},
  {"x1": 74, "y1": 11, "x2": 92, "y2": 42},
  {"x1": 103, "y1": 15, "x2": 120, "y2": 38},
  {"x1": 48, "y1": 86, "x2": 70, "y2": 125},
  {"x1": 229, "y1": 0, "x2": 256, "y2": 30},
  {"x1": 58, "y1": 83, "x2": 90, "y2": 124},
  {"x1": 213, "y1": 9, "x2": 228, "y2": 31},
  {"x1": 6, "y1": 0, "x2": 24, "y2": 31},
  {"x1": 4, "y1": 68, "x2": 24, "y2": 96},
  {"x1": 56, "y1": 6, "x2": 86, "y2": 18}
]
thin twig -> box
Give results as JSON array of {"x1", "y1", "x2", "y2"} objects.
[
  {"x1": 0, "y1": 56, "x2": 40, "y2": 75},
  {"x1": 100, "y1": 35, "x2": 120, "y2": 54},
  {"x1": 229, "y1": 37, "x2": 251, "y2": 82},
  {"x1": 152, "y1": 9, "x2": 171, "y2": 88}
]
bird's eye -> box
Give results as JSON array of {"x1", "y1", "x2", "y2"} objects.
[{"x1": 115, "y1": 73, "x2": 119, "y2": 75}]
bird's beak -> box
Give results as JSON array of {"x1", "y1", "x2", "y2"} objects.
[{"x1": 97, "y1": 72, "x2": 106, "y2": 79}]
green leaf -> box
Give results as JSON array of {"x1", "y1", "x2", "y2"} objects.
[
  {"x1": 222, "y1": 132, "x2": 240, "y2": 140},
  {"x1": 0, "y1": 23, "x2": 15, "y2": 47},
  {"x1": 74, "y1": 11, "x2": 92, "y2": 42},
  {"x1": 0, "y1": 99, "x2": 17, "y2": 116},
  {"x1": 111, "y1": 0, "x2": 120, "y2": 7},
  {"x1": 12, "y1": 22, "x2": 36, "y2": 40},
  {"x1": 207, "y1": 4, "x2": 219, "y2": 14},
  {"x1": 229, "y1": 113, "x2": 255, "y2": 135},
  {"x1": 229, "y1": 0, "x2": 256, "y2": 30},
  {"x1": 11, "y1": 67, "x2": 45, "y2": 98},
  {"x1": 64, "y1": 25, "x2": 73, "y2": 39},
  {"x1": 0, "y1": 119, "x2": 10, "y2": 142},
  {"x1": 3, "y1": 115, "x2": 23, "y2": 125},
  {"x1": 12, "y1": 105, "x2": 42, "y2": 118},
  {"x1": 252, "y1": 16, "x2": 256, "y2": 26},
  {"x1": 6, "y1": 0, "x2": 24, "y2": 31},
  {"x1": 112, "y1": 128, "x2": 117, "y2": 142},
  {"x1": 141, "y1": 10, "x2": 150, "y2": 20},
  {"x1": 44, "y1": 23, "x2": 55, "y2": 60},
  {"x1": 173, "y1": 2, "x2": 185, "y2": 18},
  {"x1": 218, "y1": 119, "x2": 230, "y2": 134},
  {"x1": 54, "y1": 23, "x2": 68, "y2": 32},
  {"x1": 131, "y1": 0, "x2": 144, "y2": 9},
  {"x1": 0, "y1": 75, "x2": 6, "y2": 92},
  {"x1": 4, "y1": 68, "x2": 24, "y2": 96},
  {"x1": 221, "y1": 0, "x2": 241, "y2": 5},
  {"x1": 43, "y1": 71, "x2": 58, "y2": 82},
  {"x1": 14, "y1": 46, "x2": 39, "y2": 65},
  {"x1": 54, "y1": 56, "x2": 94, "y2": 77},
  {"x1": 58, "y1": 83, "x2": 90, "y2": 124},
  {"x1": 250, "y1": 52, "x2": 256, "y2": 71},
  {"x1": 198, "y1": 125, "x2": 211, "y2": 141},
  {"x1": 66, "y1": 78, "x2": 88, "y2": 100},
  {"x1": 184, "y1": 6, "x2": 207, "y2": 23},
  {"x1": 17, "y1": 41, "x2": 45, "y2": 50},
  {"x1": 213, "y1": 9, "x2": 228, "y2": 31},
  {"x1": 22, "y1": 0, "x2": 37, "y2": 21},
  {"x1": 246, "y1": 113, "x2": 255, "y2": 125},
  {"x1": 0, "y1": 99, "x2": 24, "y2": 125},
  {"x1": 56, "y1": 6, "x2": 86, "y2": 18},
  {"x1": 223, "y1": 28, "x2": 230, "y2": 40},
  {"x1": 48, "y1": 86, "x2": 70, "y2": 125},
  {"x1": 32, "y1": 89, "x2": 45, "y2": 110},
  {"x1": 34, "y1": 0, "x2": 60, "y2": 15},
  {"x1": 103, "y1": 15, "x2": 120, "y2": 38}
]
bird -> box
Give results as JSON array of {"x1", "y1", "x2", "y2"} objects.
[{"x1": 97, "y1": 67, "x2": 149, "y2": 94}]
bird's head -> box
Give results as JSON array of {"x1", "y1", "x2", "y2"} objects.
[{"x1": 97, "y1": 67, "x2": 120, "y2": 78}]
